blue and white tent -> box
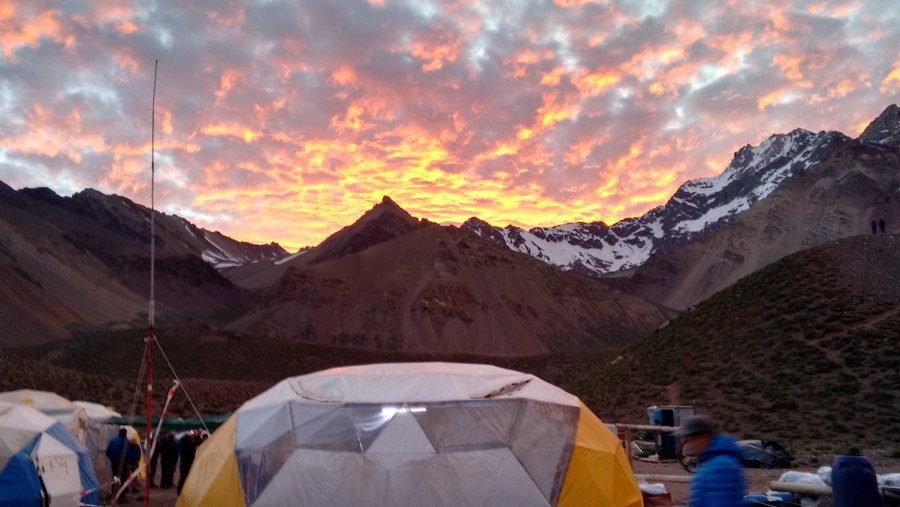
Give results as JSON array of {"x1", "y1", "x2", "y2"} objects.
[{"x1": 0, "y1": 402, "x2": 100, "y2": 506}]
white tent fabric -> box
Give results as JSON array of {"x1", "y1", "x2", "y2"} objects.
[
  {"x1": 32, "y1": 433, "x2": 82, "y2": 505},
  {"x1": 0, "y1": 401, "x2": 55, "y2": 470},
  {"x1": 0, "y1": 390, "x2": 77, "y2": 414},
  {"x1": 0, "y1": 390, "x2": 89, "y2": 444},
  {"x1": 233, "y1": 363, "x2": 583, "y2": 506}
]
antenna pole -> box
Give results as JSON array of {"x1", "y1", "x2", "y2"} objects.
[{"x1": 145, "y1": 59, "x2": 158, "y2": 507}]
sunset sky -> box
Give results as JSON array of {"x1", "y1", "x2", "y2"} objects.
[{"x1": 1, "y1": 1, "x2": 898, "y2": 251}]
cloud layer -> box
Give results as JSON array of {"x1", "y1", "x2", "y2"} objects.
[{"x1": 1, "y1": 0, "x2": 898, "y2": 250}]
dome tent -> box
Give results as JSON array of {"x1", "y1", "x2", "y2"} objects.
[
  {"x1": 178, "y1": 363, "x2": 641, "y2": 506},
  {"x1": 0, "y1": 389, "x2": 89, "y2": 443},
  {"x1": 0, "y1": 402, "x2": 101, "y2": 506}
]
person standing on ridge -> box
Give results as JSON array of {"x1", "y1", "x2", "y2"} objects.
[
  {"x1": 870, "y1": 219, "x2": 878, "y2": 234},
  {"x1": 676, "y1": 415, "x2": 747, "y2": 507},
  {"x1": 879, "y1": 218, "x2": 886, "y2": 233}
]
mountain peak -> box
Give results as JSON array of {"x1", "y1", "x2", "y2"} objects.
[
  {"x1": 859, "y1": 104, "x2": 900, "y2": 147},
  {"x1": 300, "y1": 196, "x2": 419, "y2": 265}
]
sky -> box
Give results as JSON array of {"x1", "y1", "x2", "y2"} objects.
[{"x1": 1, "y1": 1, "x2": 899, "y2": 251}]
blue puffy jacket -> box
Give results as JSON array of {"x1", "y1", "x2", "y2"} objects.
[{"x1": 689, "y1": 434, "x2": 747, "y2": 507}]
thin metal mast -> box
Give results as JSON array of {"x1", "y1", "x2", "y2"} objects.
[{"x1": 145, "y1": 59, "x2": 158, "y2": 507}]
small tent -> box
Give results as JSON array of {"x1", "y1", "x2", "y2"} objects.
[
  {"x1": 178, "y1": 362, "x2": 641, "y2": 506},
  {"x1": 0, "y1": 402, "x2": 101, "y2": 506},
  {"x1": 0, "y1": 389, "x2": 89, "y2": 443}
]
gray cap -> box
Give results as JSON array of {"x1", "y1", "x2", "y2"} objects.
[{"x1": 674, "y1": 415, "x2": 717, "y2": 437}]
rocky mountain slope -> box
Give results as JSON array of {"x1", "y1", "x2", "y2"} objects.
[
  {"x1": 227, "y1": 205, "x2": 671, "y2": 355},
  {"x1": 619, "y1": 130, "x2": 900, "y2": 309},
  {"x1": 0, "y1": 184, "x2": 284, "y2": 345},
  {"x1": 463, "y1": 105, "x2": 900, "y2": 281},
  {"x1": 463, "y1": 129, "x2": 850, "y2": 275}
]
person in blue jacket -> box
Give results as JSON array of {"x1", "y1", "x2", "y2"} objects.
[
  {"x1": 676, "y1": 415, "x2": 747, "y2": 506},
  {"x1": 106, "y1": 428, "x2": 128, "y2": 485}
]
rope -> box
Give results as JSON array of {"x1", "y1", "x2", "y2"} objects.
[
  {"x1": 153, "y1": 340, "x2": 212, "y2": 434},
  {"x1": 114, "y1": 346, "x2": 149, "y2": 490},
  {"x1": 74, "y1": 477, "x2": 120, "y2": 507},
  {"x1": 153, "y1": 338, "x2": 231, "y2": 462},
  {"x1": 113, "y1": 381, "x2": 180, "y2": 504}
]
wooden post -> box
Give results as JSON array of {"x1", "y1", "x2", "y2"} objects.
[{"x1": 637, "y1": 474, "x2": 693, "y2": 483}]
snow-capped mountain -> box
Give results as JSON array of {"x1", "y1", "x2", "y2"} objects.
[{"x1": 463, "y1": 128, "x2": 851, "y2": 276}]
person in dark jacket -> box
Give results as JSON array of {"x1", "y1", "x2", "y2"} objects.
[
  {"x1": 159, "y1": 431, "x2": 179, "y2": 489},
  {"x1": 870, "y1": 219, "x2": 878, "y2": 234},
  {"x1": 676, "y1": 415, "x2": 747, "y2": 507},
  {"x1": 879, "y1": 218, "x2": 886, "y2": 234},
  {"x1": 177, "y1": 431, "x2": 199, "y2": 494},
  {"x1": 148, "y1": 431, "x2": 160, "y2": 488},
  {"x1": 105, "y1": 428, "x2": 129, "y2": 486},
  {"x1": 124, "y1": 431, "x2": 142, "y2": 494}
]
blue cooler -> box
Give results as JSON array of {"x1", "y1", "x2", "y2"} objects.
[{"x1": 831, "y1": 455, "x2": 880, "y2": 507}]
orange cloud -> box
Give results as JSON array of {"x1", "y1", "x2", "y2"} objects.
[
  {"x1": 540, "y1": 67, "x2": 567, "y2": 86},
  {"x1": 0, "y1": 7, "x2": 63, "y2": 62},
  {"x1": 215, "y1": 69, "x2": 241, "y2": 101},
  {"x1": 409, "y1": 29, "x2": 462, "y2": 72},
  {"x1": 331, "y1": 65, "x2": 357, "y2": 86},
  {"x1": 202, "y1": 123, "x2": 261, "y2": 143},
  {"x1": 573, "y1": 70, "x2": 622, "y2": 96},
  {"x1": 772, "y1": 53, "x2": 804, "y2": 81},
  {"x1": 881, "y1": 66, "x2": 900, "y2": 92},
  {"x1": 537, "y1": 93, "x2": 580, "y2": 127}
]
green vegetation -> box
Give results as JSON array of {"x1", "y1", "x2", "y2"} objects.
[{"x1": 566, "y1": 247, "x2": 900, "y2": 455}]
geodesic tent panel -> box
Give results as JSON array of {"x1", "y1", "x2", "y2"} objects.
[{"x1": 179, "y1": 363, "x2": 643, "y2": 507}]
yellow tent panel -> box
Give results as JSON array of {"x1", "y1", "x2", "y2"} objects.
[
  {"x1": 176, "y1": 414, "x2": 245, "y2": 507},
  {"x1": 558, "y1": 403, "x2": 643, "y2": 507}
]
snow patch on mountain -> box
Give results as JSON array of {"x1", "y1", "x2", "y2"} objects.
[{"x1": 463, "y1": 128, "x2": 851, "y2": 277}]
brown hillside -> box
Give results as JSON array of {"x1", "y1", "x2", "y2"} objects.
[
  {"x1": 0, "y1": 184, "x2": 262, "y2": 345},
  {"x1": 228, "y1": 223, "x2": 670, "y2": 355},
  {"x1": 573, "y1": 233, "x2": 900, "y2": 454}
]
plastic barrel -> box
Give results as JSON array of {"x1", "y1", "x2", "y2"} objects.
[{"x1": 831, "y1": 455, "x2": 880, "y2": 507}]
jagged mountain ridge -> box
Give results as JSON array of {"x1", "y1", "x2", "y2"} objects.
[
  {"x1": 619, "y1": 139, "x2": 900, "y2": 309},
  {"x1": 461, "y1": 112, "x2": 900, "y2": 276},
  {"x1": 0, "y1": 184, "x2": 285, "y2": 344},
  {"x1": 860, "y1": 103, "x2": 900, "y2": 147},
  {"x1": 227, "y1": 219, "x2": 671, "y2": 355},
  {"x1": 219, "y1": 196, "x2": 421, "y2": 289}
]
